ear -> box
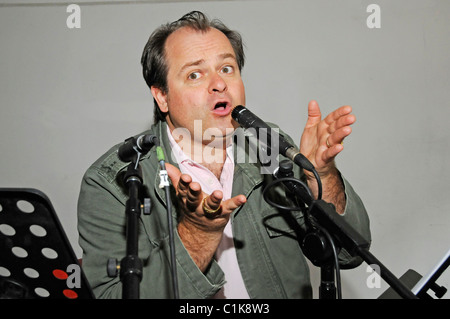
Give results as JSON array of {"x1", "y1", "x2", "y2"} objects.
[{"x1": 151, "y1": 86, "x2": 169, "y2": 113}]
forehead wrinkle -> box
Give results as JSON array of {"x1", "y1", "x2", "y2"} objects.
[
  {"x1": 165, "y1": 27, "x2": 237, "y2": 78},
  {"x1": 178, "y1": 58, "x2": 205, "y2": 76}
]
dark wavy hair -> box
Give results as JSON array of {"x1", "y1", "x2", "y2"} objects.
[{"x1": 141, "y1": 11, "x2": 245, "y2": 123}]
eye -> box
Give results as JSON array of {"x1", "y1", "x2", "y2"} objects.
[
  {"x1": 221, "y1": 65, "x2": 234, "y2": 74},
  {"x1": 188, "y1": 72, "x2": 201, "y2": 80}
]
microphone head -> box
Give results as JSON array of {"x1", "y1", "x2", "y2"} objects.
[{"x1": 231, "y1": 105, "x2": 246, "y2": 122}]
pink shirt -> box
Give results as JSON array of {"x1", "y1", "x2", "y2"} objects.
[{"x1": 167, "y1": 126, "x2": 249, "y2": 299}]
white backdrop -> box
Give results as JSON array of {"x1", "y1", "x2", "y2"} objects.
[{"x1": 1, "y1": 0, "x2": 449, "y2": 299}]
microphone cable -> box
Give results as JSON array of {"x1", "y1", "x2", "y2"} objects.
[
  {"x1": 304, "y1": 203, "x2": 342, "y2": 299},
  {"x1": 262, "y1": 170, "x2": 342, "y2": 299},
  {"x1": 156, "y1": 144, "x2": 180, "y2": 299}
]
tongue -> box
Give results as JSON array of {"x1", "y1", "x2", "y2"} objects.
[{"x1": 215, "y1": 103, "x2": 226, "y2": 110}]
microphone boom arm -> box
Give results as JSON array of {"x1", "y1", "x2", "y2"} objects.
[{"x1": 269, "y1": 161, "x2": 418, "y2": 299}]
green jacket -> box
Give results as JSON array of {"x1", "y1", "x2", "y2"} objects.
[{"x1": 77, "y1": 121, "x2": 371, "y2": 299}]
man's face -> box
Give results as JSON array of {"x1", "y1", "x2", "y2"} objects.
[{"x1": 152, "y1": 26, "x2": 246, "y2": 146}]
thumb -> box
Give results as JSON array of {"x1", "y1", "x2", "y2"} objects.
[{"x1": 305, "y1": 100, "x2": 322, "y2": 128}]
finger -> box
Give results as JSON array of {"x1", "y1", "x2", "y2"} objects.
[
  {"x1": 184, "y1": 182, "x2": 202, "y2": 212},
  {"x1": 165, "y1": 163, "x2": 181, "y2": 188},
  {"x1": 323, "y1": 142, "x2": 344, "y2": 164},
  {"x1": 200, "y1": 191, "x2": 224, "y2": 218},
  {"x1": 165, "y1": 164, "x2": 193, "y2": 199},
  {"x1": 326, "y1": 113, "x2": 356, "y2": 135},
  {"x1": 222, "y1": 194, "x2": 247, "y2": 213},
  {"x1": 166, "y1": 163, "x2": 193, "y2": 195},
  {"x1": 203, "y1": 190, "x2": 223, "y2": 211},
  {"x1": 177, "y1": 174, "x2": 193, "y2": 198},
  {"x1": 326, "y1": 126, "x2": 352, "y2": 147},
  {"x1": 323, "y1": 105, "x2": 353, "y2": 126},
  {"x1": 305, "y1": 100, "x2": 322, "y2": 128}
]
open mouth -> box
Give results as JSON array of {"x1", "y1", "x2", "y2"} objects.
[
  {"x1": 211, "y1": 101, "x2": 231, "y2": 116},
  {"x1": 214, "y1": 102, "x2": 228, "y2": 110}
]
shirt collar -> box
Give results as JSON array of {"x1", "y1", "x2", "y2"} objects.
[{"x1": 166, "y1": 125, "x2": 234, "y2": 166}]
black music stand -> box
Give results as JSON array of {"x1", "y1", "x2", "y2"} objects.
[
  {"x1": 0, "y1": 188, "x2": 94, "y2": 299},
  {"x1": 378, "y1": 248, "x2": 449, "y2": 299},
  {"x1": 412, "y1": 249, "x2": 449, "y2": 299}
]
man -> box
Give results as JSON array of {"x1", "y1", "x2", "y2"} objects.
[{"x1": 78, "y1": 11, "x2": 371, "y2": 298}]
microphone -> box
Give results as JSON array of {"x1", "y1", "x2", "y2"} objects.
[
  {"x1": 231, "y1": 105, "x2": 315, "y2": 172},
  {"x1": 118, "y1": 134, "x2": 159, "y2": 162}
]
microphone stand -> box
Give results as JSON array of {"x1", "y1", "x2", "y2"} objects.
[
  {"x1": 119, "y1": 155, "x2": 145, "y2": 299},
  {"x1": 269, "y1": 159, "x2": 418, "y2": 299},
  {"x1": 107, "y1": 136, "x2": 179, "y2": 299},
  {"x1": 320, "y1": 261, "x2": 337, "y2": 299},
  {"x1": 107, "y1": 136, "x2": 152, "y2": 299}
]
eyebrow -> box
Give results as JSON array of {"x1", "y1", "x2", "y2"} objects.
[
  {"x1": 179, "y1": 59, "x2": 205, "y2": 76},
  {"x1": 178, "y1": 53, "x2": 237, "y2": 75},
  {"x1": 219, "y1": 53, "x2": 237, "y2": 62}
]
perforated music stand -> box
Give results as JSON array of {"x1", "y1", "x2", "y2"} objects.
[{"x1": 0, "y1": 188, "x2": 94, "y2": 299}]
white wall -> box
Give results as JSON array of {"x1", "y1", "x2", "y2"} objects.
[{"x1": 0, "y1": 0, "x2": 449, "y2": 299}]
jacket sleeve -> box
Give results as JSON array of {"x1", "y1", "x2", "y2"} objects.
[
  {"x1": 77, "y1": 153, "x2": 226, "y2": 299},
  {"x1": 293, "y1": 165, "x2": 371, "y2": 269},
  {"x1": 278, "y1": 125, "x2": 371, "y2": 269},
  {"x1": 335, "y1": 173, "x2": 372, "y2": 268}
]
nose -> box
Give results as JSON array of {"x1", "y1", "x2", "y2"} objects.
[{"x1": 208, "y1": 73, "x2": 227, "y2": 94}]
